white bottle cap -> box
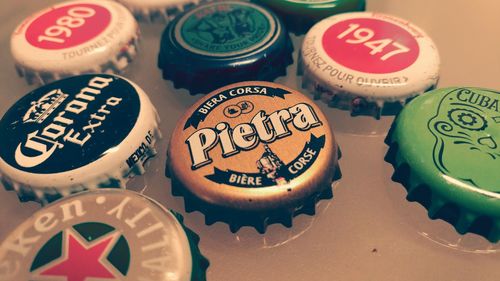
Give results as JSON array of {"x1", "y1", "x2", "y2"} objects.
[
  {"x1": 0, "y1": 189, "x2": 209, "y2": 281},
  {"x1": 299, "y1": 12, "x2": 440, "y2": 118},
  {"x1": 11, "y1": 0, "x2": 140, "y2": 85}
]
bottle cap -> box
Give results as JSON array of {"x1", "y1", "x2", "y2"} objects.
[
  {"x1": 0, "y1": 74, "x2": 161, "y2": 204},
  {"x1": 255, "y1": 0, "x2": 366, "y2": 35},
  {"x1": 299, "y1": 12, "x2": 440, "y2": 119},
  {"x1": 116, "y1": 0, "x2": 201, "y2": 23},
  {"x1": 166, "y1": 81, "x2": 341, "y2": 233},
  {"x1": 11, "y1": 0, "x2": 140, "y2": 85},
  {"x1": 158, "y1": 1, "x2": 294, "y2": 95},
  {"x1": 0, "y1": 189, "x2": 209, "y2": 281},
  {"x1": 385, "y1": 87, "x2": 500, "y2": 242}
]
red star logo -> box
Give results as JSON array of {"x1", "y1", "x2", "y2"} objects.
[{"x1": 39, "y1": 230, "x2": 117, "y2": 281}]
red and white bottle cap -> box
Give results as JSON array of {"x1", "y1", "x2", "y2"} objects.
[
  {"x1": 298, "y1": 12, "x2": 441, "y2": 118},
  {"x1": 11, "y1": 0, "x2": 140, "y2": 85}
]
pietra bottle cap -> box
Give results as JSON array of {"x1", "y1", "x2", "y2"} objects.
[
  {"x1": 0, "y1": 189, "x2": 209, "y2": 281},
  {"x1": 11, "y1": 0, "x2": 140, "y2": 85},
  {"x1": 0, "y1": 74, "x2": 160, "y2": 204},
  {"x1": 299, "y1": 12, "x2": 440, "y2": 119},
  {"x1": 166, "y1": 81, "x2": 341, "y2": 233},
  {"x1": 116, "y1": 0, "x2": 203, "y2": 23},
  {"x1": 255, "y1": 0, "x2": 366, "y2": 35},
  {"x1": 158, "y1": 1, "x2": 294, "y2": 95},
  {"x1": 385, "y1": 87, "x2": 500, "y2": 242}
]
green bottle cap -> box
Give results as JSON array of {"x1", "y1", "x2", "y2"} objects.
[
  {"x1": 254, "y1": 0, "x2": 366, "y2": 34},
  {"x1": 385, "y1": 87, "x2": 500, "y2": 242}
]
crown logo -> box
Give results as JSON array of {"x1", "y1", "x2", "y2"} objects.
[{"x1": 23, "y1": 89, "x2": 69, "y2": 124}]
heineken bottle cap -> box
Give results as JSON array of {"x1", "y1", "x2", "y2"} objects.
[
  {"x1": 0, "y1": 189, "x2": 208, "y2": 281},
  {"x1": 158, "y1": 1, "x2": 294, "y2": 95},
  {"x1": 385, "y1": 87, "x2": 500, "y2": 242},
  {"x1": 11, "y1": 0, "x2": 140, "y2": 85},
  {"x1": 166, "y1": 81, "x2": 341, "y2": 233},
  {"x1": 299, "y1": 12, "x2": 440, "y2": 119},
  {"x1": 255, "y1": 0, "x2": 366, "y2": 35},
  {"x1": 116, "y1": 0, "x2": 201, "y2": 23},
  {"x1": 0, "y1": 74, "x2": 161, "y2": 204}
]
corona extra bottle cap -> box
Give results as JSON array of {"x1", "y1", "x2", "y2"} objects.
[
  {"x1": 299, "y1": 12, "x2": 440, "y2": 119},
  {"x1": 158, "y1": 1, "x2": 294, "y2": 95},
  {"x1": 0, "y1": 189, "x2": 209, "y2": 281},
  {"x1": 385, "y1": 87, "x2": 500, "y2": 242},
  {"x1": 0, "y1": 74, "x2": 161, "y2": 204},
  {"x1": 255, "y1": 0, "x2": 366, "y2": 35},
  {"x1": 11, "y1": 0, "x2": 140, "y2": 85},
  {"x1": 116, "y1": 0, "x2": 202, "y2": 23},
  {"x1": 166, "y1": 81, "x2": 341, "y2": 233}
]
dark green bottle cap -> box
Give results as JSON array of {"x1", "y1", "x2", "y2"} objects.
[
  {"x1": 385, "y1": 87, "x2": 500, "y2": 242},
  {"x1": 0, "y1": 74, "x2": 160, "y2": 204},
  {"x1": 254, "y1": 0, "x2": 366, "y2": 34},
  {"x1": 158, "y1": 1, "x2": 294, "y2": 95}
]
